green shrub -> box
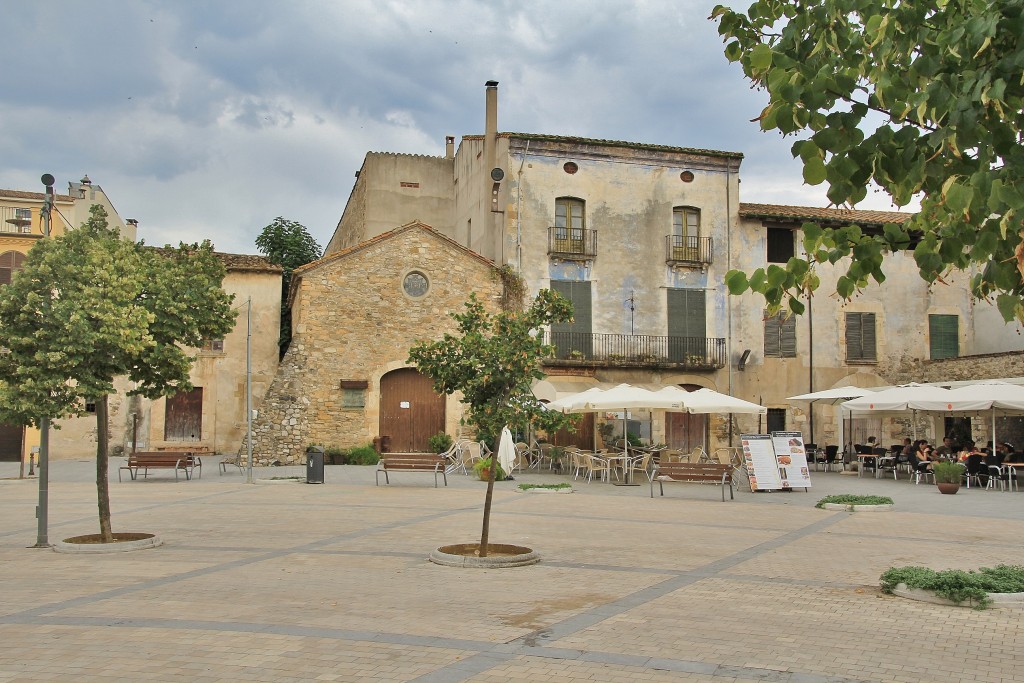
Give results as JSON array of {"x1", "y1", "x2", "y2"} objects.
[
  {"x1": 933, "y1": 460, "x2": 965, "y2": 484},
  {"x1": 815, "y1": 494, "x2": 894, "y2": 508},
  {"x1": 345, "y1": 445, "x2": 380, "y2": 466},
  {"x1": 473, "y1": 457, "x2": 507, "y2": 481},
  {"x1": 880, "y1": 564, "x2": 1024, "y2": 609},
  {"x1": 626, "y1": 432, "x2": 643, "y2": 447},
  {"x1": 518, "y1": 483, "x2": 572, "y2": 490},
  {"x1": 428, "y1": 432, "x2": 453, "y2": 454}
]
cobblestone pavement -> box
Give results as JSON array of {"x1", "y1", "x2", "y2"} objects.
[{"x1": 2, "y1": 458, "x2": 1023, "y2": 682}]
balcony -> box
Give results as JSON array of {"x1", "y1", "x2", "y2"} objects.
[
  {"x1": 548, "y1": 227, "x2": 597, "y2": 260},
  {"x1": 665, "y1": 235, "x2": 712, "y2": 266},
  {"x1": 542, "y1": 332, "x2": 726, "y2": 370},
  {"x1": 0, "y1": 207, "x2": 38, "y2": 235}
]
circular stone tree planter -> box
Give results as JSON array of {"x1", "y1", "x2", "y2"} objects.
[
  {"x1": 430, "y1": 543, "x2": 540, "y2": 568},
  {"x1": 519, "y1": 486, "x2": 573, "y2": 494},
  {"x1": 254, "y1": 477, "x2": 305, "y2": 485},
  {"x1": 54, "y1": 533, "x2": 162, "y2": 554},
  {"x1": 892, "y1": 583, "x2": 1024, "y2": 610}
]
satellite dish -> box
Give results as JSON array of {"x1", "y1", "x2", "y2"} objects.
[
  {"x1": 40, "y1": 173, "x2": 55, "y2": 187},
  {"x1": 490, "y1": 167, "x2": 504, "y2": 182}
]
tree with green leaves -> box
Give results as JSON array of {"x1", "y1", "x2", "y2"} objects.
[
  {"x1": 408, "y1": 287, "x2": 577, "y2": 556},
  {"x1": 255, "y1": 217, "x2": 322, "y2": 354},
  {"x1": 713, "y1": 0, "x2": 1024, "y2": 320},
  {"x1": 0, "y1": 205, "x2": 236, "y2": 543}
]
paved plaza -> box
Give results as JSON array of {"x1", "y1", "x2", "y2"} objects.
[{"x1": 2, "y1": 457, "x2": 1024, "y2": 682}]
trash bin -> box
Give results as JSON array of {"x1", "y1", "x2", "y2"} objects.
[{"x1": 306, "y1": 445, "x2": 324, "y2": 484}]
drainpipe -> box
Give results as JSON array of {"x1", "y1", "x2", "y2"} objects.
[
  {"x1": 808, "y1": 292, "x2": 815, "y2": 444},
  {"x1": 516, "y1": 139, "x2": 530, "y2": 273},
  {"x1": 726, "y1": 164, "x2": 734, "y2": 446}
]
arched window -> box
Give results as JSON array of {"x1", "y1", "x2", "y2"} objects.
[
  {"x1": 554, "y1": 197, "x2": 585, "y2": 239},
  {"x1": 0, "y1": 251, "x2": 26, "y2": 286}
]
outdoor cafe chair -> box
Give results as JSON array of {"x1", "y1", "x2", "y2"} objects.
[
  {"x1": 626, "y1": 451, "x2": 653, "y2": 482},
  {"x1": 822, "y1": 445, "x2": 842, "y2": 472},
  {"x1": 584, "y1": 453, "x2": 616, "y2": 483},
  {"x1": 441, "y1": 441, "x2": 465, "y2": 475}
]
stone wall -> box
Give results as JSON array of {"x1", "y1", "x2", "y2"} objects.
[
  {"x1": 247, "y1": 223, "x2": 500, "y2": 465},
  {"x1": 881, "y1": 350, "x2": 1024, "y2": 384}
]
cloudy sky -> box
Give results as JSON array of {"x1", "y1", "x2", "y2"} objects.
[{"x1": 0, "y1": 0, "x2": 908, "y2": 256}]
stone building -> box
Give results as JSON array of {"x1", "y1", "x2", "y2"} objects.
[
  {"x1": 47, "y1": 252, "x2": 282, "y2": 460},
  {"x1": 248, "y1": 222, "x2": 501, "y2": 464},
  {"x1": 269, "y1": 82, "x2": 1024, "y2": 457}
]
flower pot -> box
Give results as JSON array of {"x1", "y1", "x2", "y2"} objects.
[{"x1": 936, "y1": 482, "x2": 960, "y2": 494}]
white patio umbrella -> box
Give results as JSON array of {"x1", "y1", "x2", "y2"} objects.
[
  {"x1": 787, "y1": 385, "x2": 877, "y2": 451},
  {"x1": 841, "y1": 383, "x2": 953, "y2": 441},
  {"x1": 910, "y1": 380, "x2": 1024, "y2": 450},
  {"x1": 547, "y1": 384, "x2": 683, "y2": 482}
]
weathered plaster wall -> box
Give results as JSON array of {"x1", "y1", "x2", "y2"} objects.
[
  {"x1": 248, "y1": 224, "x2": 501, "y2": 465},
  {"x1": 326, "y1": 153, "x2": 455, "y2": 256}
]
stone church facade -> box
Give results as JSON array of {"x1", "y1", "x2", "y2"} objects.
[{"x1": 247, "y1": 222, "x2": 501, "y2": 464}]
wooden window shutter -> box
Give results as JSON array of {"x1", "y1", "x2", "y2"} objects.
[
  {"x1": 929, "y1": 314, "x2": 958, "y2": 359},
  {"x1": 846, "y1": 312, "x2": 877, "y2": 362},
  {"x1": 764, "y1": 312, "x2": 781, "y2": 357},
  {"x1": 780, "y1": 314, "x2": 797, "y2": 357}
]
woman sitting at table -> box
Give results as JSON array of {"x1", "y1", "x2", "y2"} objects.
[{"x1": 913, "y1": 440, "x2": 935, "y2": 472}]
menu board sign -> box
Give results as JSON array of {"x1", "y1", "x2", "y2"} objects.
[
  {"x1": 740, "y1": 434, "x2": 783, "y2": 491},
  {"x1": 771, "y1": 431, "x2": 813, "y2": 489}
]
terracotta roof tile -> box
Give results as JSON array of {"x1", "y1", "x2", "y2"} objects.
[
  {"x1": 0, "y1": 189, "x2": 75, "y2": 202},
  {"x1": 144, "y1": 246, "x2": 281, "y2": 273},
  {"x1": 740, "y1": 202, "x2": 914, "y2": 225},
  {"x1": 462, "y1": 133, "x2": 744, "y2": 160}
]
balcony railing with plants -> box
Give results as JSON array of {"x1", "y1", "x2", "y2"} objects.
[
  {"x1": 665, "y1": 234, "x2": 712, "y2": 265},
  {"x1": 548, "y1": 227, "x2": 597, "y2": 259},
  {"x1": 542, "y1": 331, "x2": 726, "y2": 370}
]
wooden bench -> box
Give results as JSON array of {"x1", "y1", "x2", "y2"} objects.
[
  {"x1": 650, "y1": 462, "x2": 734, "y2": 501},
  {"x1": 375, "y1": 453, "x2": 447, "y2": 487},
  {"x1": 119, "y1": 452, "x2": 201, "y2": 482}
]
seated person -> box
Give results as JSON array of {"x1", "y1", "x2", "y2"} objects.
[
  {"x1": 899, "y1": 437, "x2": 914, "y2": 459},
  {"x1": 997, "y1": 442, "x2": 1015, "y2": 464},
  {"x1": 913, "y1": 441, "x2": 934, "y2": 472},
  {"x1": 934, "y1": 436, "x2": 956, "y2": 458},
  {"x1": 958, "y1": 440, "x2": 980, "y2": 462}
]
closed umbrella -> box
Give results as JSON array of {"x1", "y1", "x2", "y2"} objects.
[{"x1": 496, "y1": 426, "x2": 516, "y2": 477}]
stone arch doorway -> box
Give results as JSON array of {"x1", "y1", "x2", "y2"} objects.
[{"x1": 379, "y1": 368, "x2": 445, "y2": 452}]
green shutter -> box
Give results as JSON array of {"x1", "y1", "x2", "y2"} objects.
[
  {"x1": 668, "y1": 289, "x2": 706, "y2": 361},
  {"x1": 551, "y1": 280, "x2": 592, "y2": 358},
  {"x1": 764, "y1": 311, "x2": 781, "y2": 357},
  {"x1": 929, "y1": 314, "x2": 959, "y2": 359},
  {"x1": 846, "y1": 312, "x2": 877, "y2": 362}
]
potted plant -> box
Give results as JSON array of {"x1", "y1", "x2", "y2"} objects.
[
  {"x1": 473, "y1": 457, "x2": 507, "y2": 482},
  {"x1": 933, "y1": 460, "x2": 965, "y2": 494}
]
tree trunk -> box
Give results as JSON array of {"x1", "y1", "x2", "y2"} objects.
[
  {"x1": 96, "y1": 394, "x2": 113, "y2": 543},
  {"x1": 479, "y1": 460, "x2": 495, "y2": 557}
]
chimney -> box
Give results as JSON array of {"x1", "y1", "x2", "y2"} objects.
[
  {"x1": 484, "y1": 80, "x2": 498, "y2": 178},
  {"x1": 445, "y1": 135, "x2": 455, "y2": 159},
  {"x1": 126, "y1": 219, "x2": 139, "y2": 228}
]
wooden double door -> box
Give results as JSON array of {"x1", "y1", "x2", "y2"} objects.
[{"x1": 379, "y1": 369, "x2": 445, "y2": 452}]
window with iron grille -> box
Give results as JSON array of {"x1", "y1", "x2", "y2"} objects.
[
  {"x1": 763, "y1": 311, "x2": 797, "y2": 358},
  {"x1": 845, "y1": 312, "x2": 877, "y2": 363},
  {"x1": 554, "y1": 197, "x2": 585, "y2": 245},
  {"x1": 929, "y1": 314, "x2": 959, "y2": 360},
  {"x1": 767, "y1": 408, "x2": 786, "y2": 433},
  {"x1": 766, "y1": 227, "x2": 795, "y2": 263},
  {"x1": 201, "y1": 339, "x2": 224, "y2": 352},
  {"x1": 671, "y1": 207, "x2": 701, "y2": 261}
]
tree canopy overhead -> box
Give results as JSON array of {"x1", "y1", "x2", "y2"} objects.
[
  {"x1": 255, "y1": 216, "x2": 322, "y2": 354},
  {"x1": 713, "y1": 0, "x2": 1024, "y2": 320},
  {"x1": 0, "y1": 205, "x2": 236, "y2": 541}
]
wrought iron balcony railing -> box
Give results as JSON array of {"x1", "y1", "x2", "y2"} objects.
[
  {"x1": 542, "y1": 332, "x2": 726, "y2": 370},
  {"x1": 548, "y1": 227, "x2": 597, "y2": 259},
  {"x1": 665, "y1": 234, "x2": 712, "y2": 265}
]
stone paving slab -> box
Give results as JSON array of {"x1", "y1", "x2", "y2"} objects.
[{"x1": 2, "y1": 459, "x2": 1024, "y2": 682}]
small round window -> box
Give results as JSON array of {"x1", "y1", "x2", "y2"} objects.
[
  {"x1": 402, "y1": 270, "x2": 429, "y2": 298},
  {"x1": 563, "y1": 162, "x2": 579, "y2": 174},
  {"x1": 680, "y1": 171, "x2": 695, "y2": 183}
]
